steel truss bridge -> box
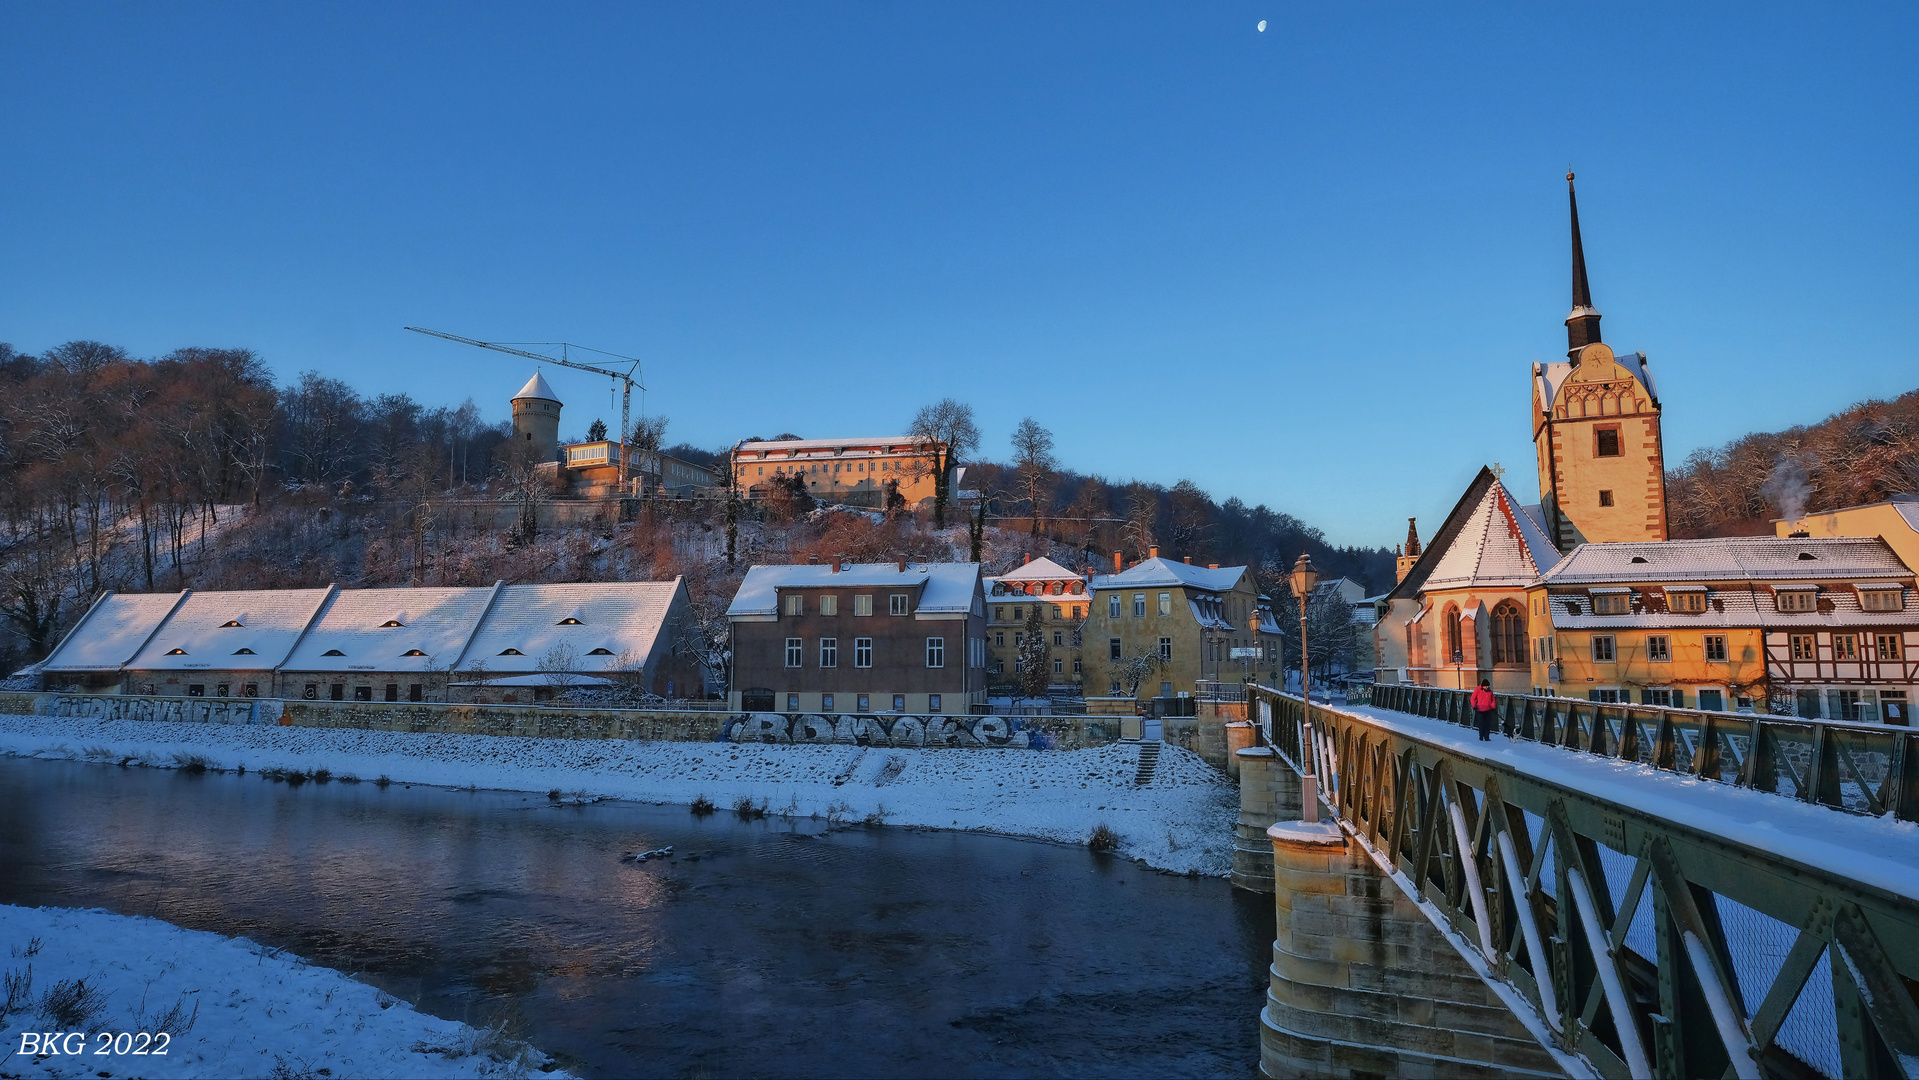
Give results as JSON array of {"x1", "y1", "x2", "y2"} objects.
[{"x1": 1249, "y1": 682, "x2": 1919, "y2": 1080}]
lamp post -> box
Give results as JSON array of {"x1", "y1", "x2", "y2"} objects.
[{"x1": 1289, "y1": 553, "x2": 1320, "y2": 823}]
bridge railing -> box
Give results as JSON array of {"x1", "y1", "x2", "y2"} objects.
[
  {"x1": 1249, "y1": 684, "x2": 1919, "y2": 1080},
  {"x1": 1365, "y1": 682, "x2": 1919, "y2": 822}
]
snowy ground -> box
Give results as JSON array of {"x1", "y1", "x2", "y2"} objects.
[
  {"x1": 0, "y1": 905, "x2": 566, "y2": 1079},
  {"x1": 0, "y1": 713, "x2": 1238, "y2": 875}
]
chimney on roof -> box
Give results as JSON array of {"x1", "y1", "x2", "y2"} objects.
[
  {"x1": 1209, "y1": 563, "x2": 1219, "y2": 570},
  {"x1": 1023, "y1": 553, "x2": 1031, "y2": 565},
  {"x1": 897, "y1": 558, "x2": 907, "y2": 572},
  {"x1": 1789, "y1": 529, "x2": 1811, "y2": 539},
  {"x1": 1149, "y1": 546, "x2": 1159, "y2": 559},
  {"x1": 830, "y1": 559, "x2": 841, "y2": 573},
  {"x1": 1112, "y1": 551, "x2": 1122, "y2": 573},
  {"x1": 1183, "y1": 556, "x2": 1191, "y2": 564},
  {"x1": 808, "y1": 554, "x2": 820, "y2": 565}
]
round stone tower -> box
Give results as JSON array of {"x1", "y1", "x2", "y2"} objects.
[{"x1": 510, "y1": 370, "x2": 563, "y2": 463}]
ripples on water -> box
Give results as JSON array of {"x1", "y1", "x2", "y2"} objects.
[{"x1": 0, "y1": 757, "x2": 1272, "y2": 1078}]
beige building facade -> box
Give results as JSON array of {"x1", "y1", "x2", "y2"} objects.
[
  {"x1": 984, "y1": 556, "x2": 1090, "y2": 693},
  {"x1": 1085, "y1": 553, "x2": 1282, "y2": 700},
  {"x1": 731, "y1": 436, "x2": 941, "y2": 506}
]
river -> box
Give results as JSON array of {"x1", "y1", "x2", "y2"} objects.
[{"x1": 0, "y1": 757, "x2": 1271, "y2": 1078}]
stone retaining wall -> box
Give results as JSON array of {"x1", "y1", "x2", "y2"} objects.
[{"x1": 0, "y1": 692, "x2": 1119, "y2": 751}]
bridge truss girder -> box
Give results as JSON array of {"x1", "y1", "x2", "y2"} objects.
[{"x1": 1255, "y1": 687, "x2": 1919, "y2": 1080}]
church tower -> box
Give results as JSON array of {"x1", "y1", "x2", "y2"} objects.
[{"x1": 1531, "y1": 174, "x2": 1669, "y2": 551}]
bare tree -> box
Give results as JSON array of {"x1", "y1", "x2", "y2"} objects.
[
  {"x1": 538, "y1": 641, "x2": 582, "y2": 689},
  {"x1": 908, "y1": 398, "x2": 980, "y2": 527},
  {"x1": 1010, "y1": 417, "x2": 1058, "y2": 537},
  {"x1": 627, "y1": 414, "x2": 670, "y2": 488},
  {"x1": 1114, "y1": 649, "x2": 1164, "y2": 698},
  {"x1": 1125, "y1": 482, "x2": 1159, "y2": 558}
]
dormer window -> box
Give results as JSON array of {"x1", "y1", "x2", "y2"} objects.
[
  {"x1": 1860, "y1": 586, "x2": 1904, "y2": 612},
  {"x1": 380, "y1": 619, "x2": 406, "y2": 628},
  {"x1": 402, "y1": 649, "x2": 427, "y2": 656},
  {"x1": 233, "y1": 648, "x2": 255, "y2": 655},
  {"x1": 499, "y1": 648, "x2": 524, "y2": 656},
  {"x1": 1776, "y1": 589, "x2": 1817, "y2": 613},
  {"x1": 558, "y1": 617, "x2": 583, "y2": 625},
  {"x1": 1591, "y1": 591, "x2": 1630, "y2": 616},
  {"x1": 165, "y1": 648, "x2": 188, "y2": 655},
  {"x1": 587, "y1": 648, "x2": 614, "y2": 655},
  {"x1": 1668, "y1": 590, "x2": 1708, "y2": 614},
  {"x1": 220, "y1": 620, "x2": 244, "y2": 628},
  {"x1": 322, "y1": 649, "x2": 345, "y2": 656}
]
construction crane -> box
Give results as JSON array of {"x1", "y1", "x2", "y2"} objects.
[{"x1": 405, "y1": 326, "x2": 647, "y2": 492}]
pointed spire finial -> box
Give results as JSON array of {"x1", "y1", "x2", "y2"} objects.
[
  {"x1": 1565, "y1": 170, "x2": 1602, "y2": 362},
  {"x1": 1404, "y1": 517, "x2": 1422, "y2": 558}
]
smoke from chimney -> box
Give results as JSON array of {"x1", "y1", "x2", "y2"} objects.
[{"x1": 1762, "y1": 452, "x2": 1815, "y2": 525}]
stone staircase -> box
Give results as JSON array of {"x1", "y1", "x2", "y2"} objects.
[{"x1": 1133, "y1": 741, "x2": 1161, "y2": 786}]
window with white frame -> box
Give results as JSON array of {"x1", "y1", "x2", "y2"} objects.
[
  {"x1": 854, "y1": 637, "x2": 872, "y2": 668},
  {"x1": 1109, "y1": 594, "x2": 1121, "y2": 618},
  {"x1": 819, "y1": 595, "x2": 839, "y2": 617},
  {"x1": 854, "y1": 594, "x2": 873, "y2": 616},
  {"x1": 1133, "y1": 594, "x2": 1146, "y2": 617},
  {"x1": 1157, "y1": 593, "x2": 1172, "y2": 616},
  {"x1": 890, "y1": 594, "x2": 909, "y2": 615},
  {"x1": 1646, "y1": 635, "x2": 1671, "y2": 662},
  {"x1": 784, "y1": 594, "x2": 804, "y2": 617},
  {"x1": 819, "y1": 638, "x2": 838, "y2": 667},
  {"x1": 1592, "y1": 687, "x2": 1621, "y2": 703},
  {"x1": 1644, "y1": 687, "x2": 1674, "y2": 707},
  {"x1": 1158, "y1": 637, "x2": 1172, "y2": 661},
  {"x1": 785, "y1": 638, "x2": 802, "y2": 667},
  {"x1": 925, "y1": 637, "x2": 945, "y2": 668}
]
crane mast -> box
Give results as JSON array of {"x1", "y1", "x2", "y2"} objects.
[{"x1": 405, "y1": 326, "x2": 647, "y2": 492}]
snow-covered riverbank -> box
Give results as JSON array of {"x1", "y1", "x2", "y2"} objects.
[
  {"x1": 0, "y1": 714, "x2": 1238, "y2": 875},
  {"x1": 0, "y1": 905, "x2": 566, "y2": 1079}
]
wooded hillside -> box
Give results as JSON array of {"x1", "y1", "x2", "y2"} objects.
[{"x1": 1666, "y1": 388, "x2": 1919, "y2": 538}]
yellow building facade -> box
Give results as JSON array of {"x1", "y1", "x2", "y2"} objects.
[
  {"x1": 1085, "y1": 553, "x2": 1282, "y2": 700},
  {"x1": 984, "y1": 556, "x2": 1090, "y2": 693}
]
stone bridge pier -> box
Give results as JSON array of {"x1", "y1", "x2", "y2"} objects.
[{"x1": 1259, "y1": 819, "x2": 1562, "y2": 1078}]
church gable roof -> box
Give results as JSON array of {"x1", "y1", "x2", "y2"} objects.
[{"x1": 1388, "y1": 468, "x2": 1554, "y2": 600}]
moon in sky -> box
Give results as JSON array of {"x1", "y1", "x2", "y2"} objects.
[{"x1": 1257, "y1": 19, "x2": 1267, "y2": 31}]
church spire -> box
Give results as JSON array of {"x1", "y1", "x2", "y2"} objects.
[{"x1": 1565, "y1": 171, "x2": 1603, "y2": 361}]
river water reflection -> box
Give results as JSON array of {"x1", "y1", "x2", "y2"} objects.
[{"x1": 0, "y1": 758, "x2": 1271, "y2": 1078}]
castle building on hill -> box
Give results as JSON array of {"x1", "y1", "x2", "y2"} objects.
[
  {"x1": 508, "y1": 370, "x2": 718, "y2": 497},
  {"x1": 1530, "y1": 174, "x2": 1670, "y2": 549}
]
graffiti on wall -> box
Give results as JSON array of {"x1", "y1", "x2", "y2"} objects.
[
  {"x1": 49, "y1": 695, "x2": 280, "y2": 726},
  {"x1": 718, "y1": 712, "x2": 1111, "y2": 749}
]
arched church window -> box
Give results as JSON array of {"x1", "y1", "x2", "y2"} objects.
[
  {"x1": 1444, "y1": 605, "x2": 1462, "y2": 664},
  {"x1": 1490, "y1": 601, "x2": 1525, "y2": 665}
]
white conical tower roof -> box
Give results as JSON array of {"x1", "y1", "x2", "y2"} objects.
[{"x1": 512, "y1": 370, "x2": 561, "y2": 404}]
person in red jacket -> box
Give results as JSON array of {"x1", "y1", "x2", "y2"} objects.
[{"x1": 1471, "y1": 680, "x2": 1498, "y2": 742}]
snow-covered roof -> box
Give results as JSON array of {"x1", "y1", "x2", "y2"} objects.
[
  {"x1": 733, "y1": 436, "x2": 935, "y2": 456},
  {"x1": 1539, "y1": 536, "x2": 1913, "y2": 586},
  {"x1": 281, "y1": 586, "x2": 500, "y2": 673},
  {"x1": 1089, "y1": 558, "x2": 1245, "y2": 594},
  {"x1": 727, "y1": 562, "x2": 981, "y2": 617},
  {"x1": 127, "y1": 588, "x2": 336, "y2": 671},
  {"x1": 1548, "y1": 582, "x2": 1915, "y2": 630},
  {"x1": 458, "y1": 581, "x2": 684, "y2": 674},
  {"x1": 512, "y1": 371, "x2": 561, "y2": 404},
  {"x1": 991, "y1": 556, "x2": 1082, "y2": 583},
  {"x1": 41, "y1": 591, "x2": 188, "y2": 672},
  {"x1": 1418, "y1": 480, "x2": 1558, "y2": 592},
  {"x1": 449, "y1": 673, "x2": 614, "y2": 688}
]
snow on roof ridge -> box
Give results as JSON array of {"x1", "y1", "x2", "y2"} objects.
[
  {"x1": 991, "y1": 556, "x2": 1083, "y2": 581},
  {"x1": 512, "y1": 370, "x2": 561, "y2": 403}
]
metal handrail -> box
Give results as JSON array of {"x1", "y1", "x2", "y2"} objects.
[{"x1": 1361, "y1": 682, "x2": 1919, "y2": 821}]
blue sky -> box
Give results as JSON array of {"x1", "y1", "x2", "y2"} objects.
[{"x1": 3, "y1": 3, "x2": 1913, "y2": 547}]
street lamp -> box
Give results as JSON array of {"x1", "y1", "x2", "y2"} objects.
[{"x1": 1289, "y1": 553, "x2": 1320, "y2": 823}]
